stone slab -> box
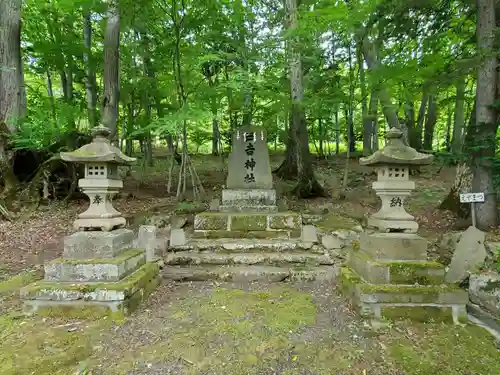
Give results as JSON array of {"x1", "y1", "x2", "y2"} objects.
[
  {"x1": 22, "y1": 263, "x2": 159, "y2": 302},
  {"x1": 301, "y1": 225, "x2": 318, "y2": 243},
  {"x1": 226, "y1": 126, "x2": 273, "y2": 189},
  {"x1": 219, "y1": 205, "x2": 278, "y2": 213},
  {"x1": 44, "y1": 250, "x2": 145, "y2": 282},
  {"x1": 367, "y1": 218, "x2": 418, "y2": 234},
  {"x1": 445, "y1": 226, "x2": 487, "y2": 284},
  {"x1": 63, "y1": 229, "x2": 134, "y2": 260},
  {"x1": 194, "y1": 212, "x2": 302, "y2": 232},
  {"x1": 165, "y1": 251, "x2": 335, "y2": 266},
  {"x1": 169, "y1": 228, "x2": 186, "y2": 247},
  {"x1": 135, "y1": 225, "x2": 157, "y2": 261},
  {"x1": 348, "y1": 250, "x2": 445, "y2": 285},
  {"x1": 162, "y1": 265, "x2": 338, "y2": 282},
  {"x1": 360, "y1": 232, "x2": 427, "y2": 261},
  {"x1": 221, "y1": 188, "x2": 276, "y2": 207},
  {"x1": 192, "y1": 230, "x2": 300, "y2": 240},
  {"x1": 467, "y1": 303, "x2": 500, "y2": 337}
]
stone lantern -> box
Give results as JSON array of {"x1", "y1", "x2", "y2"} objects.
[
  {"x1": 338, "y1": 127, "x2": 469, "y2": 325},
  {"x1": 61, "y1": 125, "x2": 136, "y2": 231},
  {"x1": 359, "y1": 127, "x2": 433, "y2": 233}
]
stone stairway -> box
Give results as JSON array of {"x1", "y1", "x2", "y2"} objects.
[{"x1": 164, "y1": 215, "x2": 341, "y2": 282}]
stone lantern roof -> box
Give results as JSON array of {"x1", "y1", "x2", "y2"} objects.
[
  {"x1": 359, "y1": 127, "x2": 433, "y2": 166},
  {"x1": 60, "y1": 125, "x2": 136, "y2": 165}
]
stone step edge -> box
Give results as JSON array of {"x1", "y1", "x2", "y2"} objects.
[
  {"x1": 169, "y1": 243, "x2": 323, "y2": 253},
  {"x1": 165, "y1": 251, "x2": 335, "y2": 266},
  {"x1": 48, "y1": 249, "x2": 145, "y2": 265},
  {"x1": 362, "y1": 303, "x2": 468, "y2": 324},
  {"x1": 21, "y1": 263, "x2": 159, "y2": 301},
  {"x1": 162, "y1": 265, "x2": 339, "y2": 282}
]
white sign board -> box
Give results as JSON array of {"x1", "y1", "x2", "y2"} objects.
[{"x1": 460, "y1": 193, "x2": 485, "y2": 203}]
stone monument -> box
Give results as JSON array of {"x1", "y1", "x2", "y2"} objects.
[
  {"x1": 221, "y1": 125, "x2": 277, "y2": 212},
  {"x1": 20, "y1": 125, "x2": 160, "y2": 317},
  {"x1": 339, "y1": 128, "x2": 469, "y2": 324}
]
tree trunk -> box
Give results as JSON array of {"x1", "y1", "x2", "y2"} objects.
[
  {"x1": 335, "y1": 110, "x2": 340, "y2": 154},
  {"x1": 414, "y1": 92, "x2": 428, "y2": 150},
  {"x1": 318, "y1": 118, "x2": 324, "y2": 157},
  {"x1": 361, "y1": 38, "x2": 401, "y2": 130},
  {"x1": 0, "y1": 0, "x2": 24, "y2": 193},
  {"x1": 445, "y1": 97, "x2": 452, "y2": 151},
  {"x1": 472, "y1": 0, "x2": 498, "y2": 230},
  {"x1": 368, "y1": 91, "x2": 379, "y2": 151},
  {"x1": 286, "y1": 0, "x2": 324, "y2": 197},
  {"x1": 423, "y1": 94, "x2": 437, "y2": 150},
  {"x1": 439, "y1": 103, "x2": 476, "y2": 217},
  {"x1": 359, "y1": 46, "x2": 371, "y2": 155},
  {"x1": 451, "y1": 78, "x2": 466, "y2": 154},
  {"x1": 274, "y1": 112, "x2": 298, "y2": 178},
  {"x1": 101, "y1": 1, "x2": 120, "y2": 141},
  {"x1": 83, "y1": 11, "x2": 98, "y2": 128}
]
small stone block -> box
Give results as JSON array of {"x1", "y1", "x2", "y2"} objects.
[
  {"x1": 321, "y1": 234, "x2": 344, "y2": 250},
  {"x1": 44, "y1": 250, "x2": 145, "y2": 282},
  {"x1": 360, "y1": 232, "x2": 427, "y2": 261},
  {"x1": 380, "y1": 305, "x2": 466, "y2": 323},
  {"x1": 194, "y1": 213, "x2": 228, "y2": 230},
  {"x1": 21, "y1": 263, "x2": 160, "y2": 316},
  {"x1": 63, "y1": 229, "x2": 134, "y2": 260},
  {"x1": 219, "y1": 205, "x2": 278, "y2": 213},
  {"x1": 230, "y1": 214, "x2": 267, "y2": 231},
  {"x1": 301, "y1": 225, "x2": 318, "y2": 243},
  {"x1": 209, "y1": 198, "x2": 220, "y2": 211},
  {"x1": 169, "y1": 228, "x2": 186, "y2": 247},
  {"x1": 136, "y1": 225, "x2": 158, "y2": 262},
  {"x1": 268, "y1": 213, "x2": 301, "y2": 230}
]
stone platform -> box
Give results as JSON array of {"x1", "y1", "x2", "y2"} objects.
[
  {"x1": 21, "y1": 229, "x2": 160, "y2": 317},
  {"x1": 339, "y1": 233, "x2": 468, "y2": 324},
  {"x1": 220, "y1": 189, "x2": 277, "y2": 212}
]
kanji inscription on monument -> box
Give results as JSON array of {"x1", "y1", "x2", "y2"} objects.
[{"x1": 226, "y1": 125, "x2": 273, "y2": 189}]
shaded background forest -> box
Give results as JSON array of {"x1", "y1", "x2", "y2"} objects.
[{"x1": 0, "y1": 0, "x2": 499, "y2": 229}]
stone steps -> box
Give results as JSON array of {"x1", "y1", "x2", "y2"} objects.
[
  {"x1": 170, "y1": 238, "x2": 322, "y2": 253},
  {"x1": 165, "y1": 251, "x2": 334, "y2": 267},
  {"x1": 162, "y1": 265, "x2": 338, "y2": 282}
]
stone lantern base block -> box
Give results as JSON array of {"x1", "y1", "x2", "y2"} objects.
[
  {"x1": 44, "y1": 249, "x2": 146, "y2": 283},
  {"x1": 367, "y1": 218, "x2": 418, "y2": 234},
  {"x1": 63, "y1": 229, "x2": 134, "y2": 260},
  {"x1": 338, "y1": 267, "x2": 468, "y2": 324},
  {"x1": 74, "y1": 216, "x2": 127, "y2": 232},
  {"x1": 20, "y1": 263, "x2": 160, "y2": 318},
  {"x1": 360, "y1": 232, "x2": 427, "y2": 261}
]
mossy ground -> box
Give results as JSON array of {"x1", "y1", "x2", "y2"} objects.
[{"x1": 1, "y1": 271, "x2": 499, "y2": 375}]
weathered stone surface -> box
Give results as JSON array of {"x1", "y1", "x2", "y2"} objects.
[
  {"x1": 360, "y1": 232, "x2": 428, "y2": 261},
  {"x1": 231, "y1": 214, "x2": 267, "y2": 231},
  {"x1": 226, "y1": 126, "x2": 273, "y2": 189},
  {"x1": 357, "y1": 284, "x2": 468, "y2": 304},
  {"x1": 469, "y1": 272, "x2": 500, "y2": 319},
  {"x1": 445, "y1": 226, "x2": 487, "y2": 284},
  {"x1": 221, "y1": 189, "x2": 276, "y2": 207},
  {"x1": 192, "y1": 230, "x2": 290, "y2": 240},
  {"x1": 21, "y1": 263, "x2": 160, "y2": 316},
  {"x1": 135, "y1": 225, "x2": 158, "y2": 261},
  {"x1": 209, "y1": 198, "x2": 220, "y2": 212},
  {"x1": 268, "y1": 213, "x2": 301, "y2": 230},
  {"x1": 379, "y1": 305, "x2": 467, "y2": 324},
  {"x1": 194, "y1": 213, "x2": 228, "y2": 231},
  {"x1": 44, "y1": 250, "x2": 145, "y2": 282},
  {"x1": 301, "y1": 225, "x2": 318, "y2": 243},
  {"x1": 302, "y1": 214, "x2": 324, "y2": 225},
  {"x1": 485, "y1": 241, "x2": 500, "y2": 259},
  {"x1": 321, "y1": 234, "x2": 344, "y2": 250},
  {"x1": 165, "y1": 251, "x2": 335, "y2": 266},
  {"x1": 348, "y1": 251, "x2": 445, "y2": 285},
  {"x1": 63, "y1": 229, "x2": 134, "y2": 260},
  {"x1": 162, "y1": 265, "x2": 338, "y2": 282},
  {"x1": 169, "y1": 228, "x2": 186, "y2": 247},
  {"x1": 467, "y1": 303, "x2": 500, "y2": 337}
]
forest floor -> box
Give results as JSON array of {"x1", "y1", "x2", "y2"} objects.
[{"x1": 0, "y1": 152, "x2": 499, "y2": 374}]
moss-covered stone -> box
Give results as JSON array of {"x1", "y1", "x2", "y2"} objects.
[
  {"x1": 316, "y1": 213, "x2": 360, "y2": 231},
  {"x1": 268, "y1": 213, "x2": 301, "y2": 230},
  {"x1": 194, "y1": 212, "x2": 228, "y2": 230},
  {"x1": 193, "y1": 230, "x2": 288, "y2": 239},
  {"x1": 22, "y1": 263, "x2": 159, "y2": 299},
  {"x1": 37, "y1": 305, "x2": 125, "y2": 321},
  {"x1": 388, "y1": 261, "x2": 445, "y2": 285},
  {"x1": 381, "y1": 306, "x2": 455, "y2": 323},
  {"x1": 338, "y1": 266, "x2": 363, "y2": 299},
  {"x1": 49, "y1": 249, "x2": 144, "y2": 265},
  {"x1": 230, "y1": 213, "x2": 267, "y2": 231}
]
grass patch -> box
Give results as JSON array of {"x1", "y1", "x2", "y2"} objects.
[
  {"x1": 0, "y1": 270, "x2": 42, "y2": 296},
  {"x1": 0, "y1": 313, "x2": 112, "y2": 375},
  {"x1": 387, "y1": 323, "x2": 500, "y2": 375}
]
